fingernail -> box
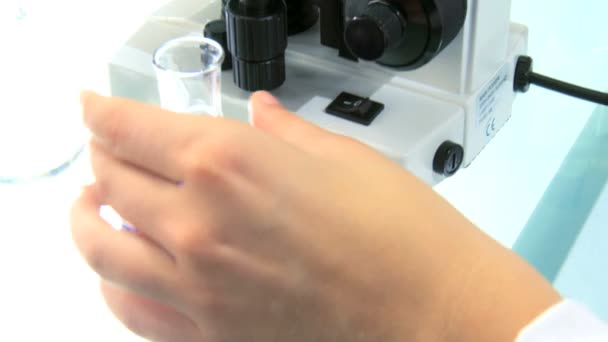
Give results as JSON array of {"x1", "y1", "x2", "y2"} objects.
[
  {"x1": 80, "y1": 90, "x2": 95, "y2": 105},
  {"x1": 257, "y1": 91, "x2": 280, "y2": 106},
  {"x1": 247, "y1": 99, "x2": 254, "y2": 124},
  {"x1": 248, "y1": 91, "x2": 280, "y2": 125},
  {"x1": 80, "y1": 183, "x2": 94, "y2": 192}
]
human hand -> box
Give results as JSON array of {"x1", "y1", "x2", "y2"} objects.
[{"x1": 72, "y1": 92, "x2": 560, "y2": 342}]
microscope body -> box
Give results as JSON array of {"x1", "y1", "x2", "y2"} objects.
[{"x1": 110, "y1": 0, "x2": 528, "y2": 185}]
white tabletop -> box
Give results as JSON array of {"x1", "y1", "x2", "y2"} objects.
[{"x1": 1, "y1": 0, "x2": 606, "y2": 340}]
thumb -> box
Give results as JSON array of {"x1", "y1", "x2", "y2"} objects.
[{"x1": 248, "y1": 91, "x2": 335, "y2": 150}]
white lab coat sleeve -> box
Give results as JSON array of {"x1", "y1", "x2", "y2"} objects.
[{"x1": 517, "y1": 300, "x2": 608, "y2": 342}]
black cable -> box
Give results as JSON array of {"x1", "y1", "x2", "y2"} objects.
[
  {"x1": 529, "y1": 73, "x2": 608, "y2": 105},
  {"x1": 514, "y1": 56, "x2": 608, "y2": 106}
]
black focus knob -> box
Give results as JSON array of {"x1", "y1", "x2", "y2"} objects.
[
  {"x1": 225, "y1": 0, "x2": 288, "y2": 91},
  {"x1": 433, "y1": 141, "x2": 464, "y2": 177},
  {"x1": 344, "y1": 1, "x2": 407, "y2": 61}
]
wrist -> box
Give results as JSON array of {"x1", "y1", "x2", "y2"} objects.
[
  {"x1": 382, "y1": 202, "x2": 562, "y2": 342},
  {"x1": 439, "y1": 242, "x2": 562, "y2": 342}
]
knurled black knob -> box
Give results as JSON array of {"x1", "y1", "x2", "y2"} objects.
[
  {"x1": 225, "y1": 3, "x2": 288, "y2": 62},
  {"x1": 344, "y1": 2, "x2": 406, "y2": 61},
  {"x1": 232, "y1": 55, "x2": 286, "y2": 91},
  {"x1": 433, "y1": 141, "x2": 464, "y2": 177},
  {"x1": 225, "y1": 0, "x2": 288, "y2": 91}
]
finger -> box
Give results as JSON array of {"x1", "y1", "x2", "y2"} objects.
[
  {"x1": 71, "y1": 186, "x2": 179, "y2": 303},
  {"x1": 248, "y1": 91, "x2": 344, "y2": 155},
  {"x1": 100, "y1": 281, "x2": 205, "y2": 342},
  {"x1": 90, "y1": 141, "x2": 180, "y2": 246},
  {"x1": 81, "y1": 91, "x2": 218, "y2": 181}
]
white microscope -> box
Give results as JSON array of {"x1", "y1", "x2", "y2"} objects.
[{"x1": 110, "y1": 0, "x2": 528, "y2": 185}]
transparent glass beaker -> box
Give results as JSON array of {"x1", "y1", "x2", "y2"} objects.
[
  {"x1": 0, "y1": 3, "x2": 89, "y2": 184},
  {"x1": 153, "y1": 35, "x2": 224, "y2": 116}
]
